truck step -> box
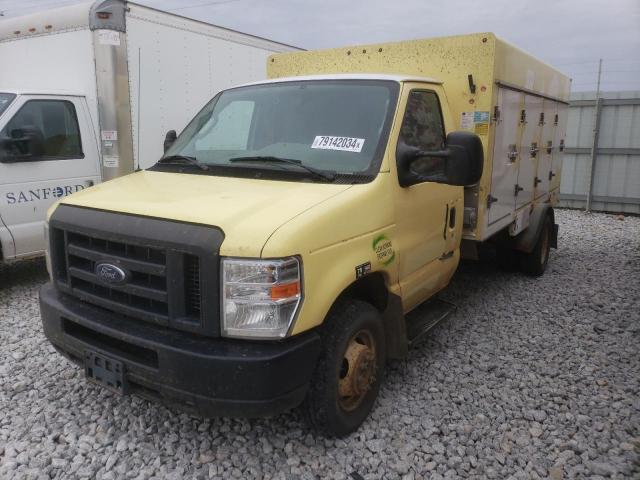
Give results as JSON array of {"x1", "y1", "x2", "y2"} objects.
[{"x1": 405, "y1": 298, "x2": 457, "y2": 345}]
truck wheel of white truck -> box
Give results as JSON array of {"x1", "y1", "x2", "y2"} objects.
[
  {"x1": 303, "y1": 299, "x2": 386, "y2": 437},
  {"x1": 519, "y1": 214, "x2": 552, "y2": 277}
]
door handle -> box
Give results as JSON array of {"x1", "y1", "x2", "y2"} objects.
[
  {"x1": 85, "y1": 180, "x2": 94, "y2": 187},
  {"x1": 439, "y1": 250, "x2": 454, "y2": 261},
  {"x1": 443, "y1": 205, "x2": 449, "y2": 239},
  {"x1": 449, "y1": 207, "x2": 456, "y2": 229},
  {"x1": 530, "y1": 142, "x2": 539, "y2": 158}
]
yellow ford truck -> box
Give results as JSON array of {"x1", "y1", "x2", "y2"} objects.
[{"x1": 39, "y1": 33, "x2": 570, "y2": 436}]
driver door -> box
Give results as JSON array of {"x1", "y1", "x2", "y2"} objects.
[
  {"x1": 392, "y1": 84, "x2": 463, "y2": 312},
  {"x1": 0, "y1": 95, "x2": 100, "y2": 259}
]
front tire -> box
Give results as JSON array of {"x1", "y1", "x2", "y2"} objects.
[
  {"x1": 302, "y1": 299, "x2": 385, "y2": 437},
  {"x1": 519, "y1": 214, "x2": 552, "y2": 277}
]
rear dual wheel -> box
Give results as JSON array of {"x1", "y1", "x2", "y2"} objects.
[
  {"x1": 518, "y1": 215, "x2": 552, "y2": 277},
  {"x1": 495, "y1": 214, "x2": 553, "y2": 276},
  {"x1": 303, "y1": 299, "x2": 385, "y2": 437}
]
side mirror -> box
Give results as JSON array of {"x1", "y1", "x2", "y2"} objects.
[
  {"x1": 397, "y1": 131, "x2": 483, "y2": 187},
  {"x1": 163, "y1": 130, "x2": 177, "y2": 153}
]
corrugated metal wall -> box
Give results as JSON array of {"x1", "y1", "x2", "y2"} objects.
[{"x1": 560, "y1": 90, "x2": 640, "y2": 214}]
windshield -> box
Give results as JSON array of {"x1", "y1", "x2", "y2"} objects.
[
  {"x1": 0, "y1": 93, "x2": 16, "y2": 117},
  {"x1": 161, "y1": 80, "x2": 399, "y2": 181}
]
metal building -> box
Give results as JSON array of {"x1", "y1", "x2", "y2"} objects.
[{"x1": 560, "y1": 90, "x2": 640, "y2": 214}]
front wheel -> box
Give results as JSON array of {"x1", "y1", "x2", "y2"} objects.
[
  {"x1": 302, "y1": 299, "x2": 385, "y2": 437},
  {"x1": 519, "y1": 214, "x2": 552, "y2": 277}
]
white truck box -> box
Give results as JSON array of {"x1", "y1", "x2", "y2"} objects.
[{"x1": 0, "y1": 0, "x2": 298, "y2": 262}]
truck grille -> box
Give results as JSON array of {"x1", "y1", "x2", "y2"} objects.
[
  {"x1": 65, "y1": 231, "x2": 172, "y2": 322},
  {"x1": 184, "y1": 254, "x2": 201, "y2": 317},
  {"x1": 49, "y1": 206, "x2": 223, "y2": 337}
]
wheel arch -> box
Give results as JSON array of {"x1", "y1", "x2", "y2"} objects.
[
  {"x1": 510, "y1": 204, "x2": 556, "y2": 253},
  {"x1": 327, "y1": 272, "x2": 408, "y2": 360}
]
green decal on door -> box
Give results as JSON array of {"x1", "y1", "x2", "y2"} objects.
[{"x1": 373, "y1": 234, "x2": 395, "y2": 266}]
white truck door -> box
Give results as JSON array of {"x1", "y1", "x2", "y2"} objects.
[{"x1": 0, "y1": 95, "x2": 100, "y2": 259}]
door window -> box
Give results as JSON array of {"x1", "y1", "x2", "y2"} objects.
[
  {"x1": 0, "y1": 100, "x2": 83, "y2": 163},
  {"x1": 399, "y1": 90, "x2": 446, "y2": 176},
  {"x1": 0, "y1": 93, "x2": 15, "y2": 116}
]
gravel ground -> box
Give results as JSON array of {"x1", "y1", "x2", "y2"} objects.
[{"x1": 1, "y1": 209, "x2": 639, "y2": 480}]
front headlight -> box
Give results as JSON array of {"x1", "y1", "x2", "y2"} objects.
[{"x1": 221, "y1": 257, "x2": 302, "y2": 339}]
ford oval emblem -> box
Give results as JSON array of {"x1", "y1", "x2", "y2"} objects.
[{"x1": 95, "y1": 263, "x2": 129, "y2": 285}]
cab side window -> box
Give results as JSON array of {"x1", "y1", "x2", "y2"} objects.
[
  {"x1": 0, "y1": 100, "x2": 83, "y2": 163},
  {"x1": 398, "y1": 91, "x2": 447, "y2": 178},
  {"x1": 400, "y1": 90, "x2": 445, "y2": 150}
]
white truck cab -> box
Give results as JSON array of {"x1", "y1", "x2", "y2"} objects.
[
  {"x1": 0, "y1": 92, "x2": 101, "y2": 260},
  {"x1": 0, "y1": 0, "x2": 298, "y2": 263}
]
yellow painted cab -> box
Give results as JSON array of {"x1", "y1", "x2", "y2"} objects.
[{"x1": 39, "y1": 33, "x2": 569, "y2": 436}]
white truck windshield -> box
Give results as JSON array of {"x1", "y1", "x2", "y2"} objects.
[
  {"x1": 162, "y1": 80, "x2": 399, "y2": 179},
  {"x1": 0, "y1": 93, "x2": 16, "y2": 117}
]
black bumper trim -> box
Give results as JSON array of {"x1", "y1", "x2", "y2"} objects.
[{"x1": 40, "y1": 283, "x2": 321, "y2": 417}]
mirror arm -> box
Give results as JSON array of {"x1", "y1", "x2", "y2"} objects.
[
  {"x1": 412, "y1": 172, "x2": 448, "y2": 184},
  {"x1": 415, "y1": 148, "x2": 451, "y2": 159}
]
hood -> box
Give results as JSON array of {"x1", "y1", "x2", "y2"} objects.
[{"x1": 60, "y1": 171, "x2": 352, "y2": 257}]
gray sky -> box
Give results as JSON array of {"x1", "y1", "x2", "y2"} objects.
[{"x1": 1, "y1": 0, "x2": 639, "y2": 92}]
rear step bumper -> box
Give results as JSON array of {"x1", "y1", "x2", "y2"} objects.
[{"x1": 39, "y1": 282, "x2": 321, "y2": 417}]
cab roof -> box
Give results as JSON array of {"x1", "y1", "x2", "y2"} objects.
[{"x1": 235, "y1": 73, "x2": 442, "y2": 88}]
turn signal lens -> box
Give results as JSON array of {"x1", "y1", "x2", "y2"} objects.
[{"x1": 270, "y1": 281, "x2": 300, "y2": 300}]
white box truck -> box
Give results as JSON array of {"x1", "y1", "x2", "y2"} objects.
[{"x1": 0, "y1": 0, "x2": 298, "y2": 263}]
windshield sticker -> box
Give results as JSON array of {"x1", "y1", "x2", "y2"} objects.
[
  {"x1": 312, "y1": 136, "x2": 364, "y2": 153},
  {"x1": 373, "y1": 234, "x2": 395, "y2": 266}
]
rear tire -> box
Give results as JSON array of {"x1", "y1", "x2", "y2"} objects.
[
  {"x1": 302, "y1": 299, "x2": 385, "y2": 437},
  {"x1": 519, "y1": 214, "x2": 552, "y2": 277}
]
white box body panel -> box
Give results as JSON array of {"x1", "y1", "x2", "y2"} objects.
[
  {"x1": 516, "y1": 95, "x2": 543, "y2": 209},
  {"x1": 125, "y1": 3, "x2": 298, "y2": 169},
  {"x1": 485, "y1": 87, "x2": 568, "y2": 239},
  {"x1": 535, "y1": 100, "x2": 557, "y2": 198},
  {"x1": 488, "y1": 88, "x2": 520, "y2": 227},
  {"x1": 552, "y1": 103, "x2": 569, "y2": 192}
]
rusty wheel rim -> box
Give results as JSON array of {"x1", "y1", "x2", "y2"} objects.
[{"x1": 338, "y1": 329, "x2": 377, "y2": 412}]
